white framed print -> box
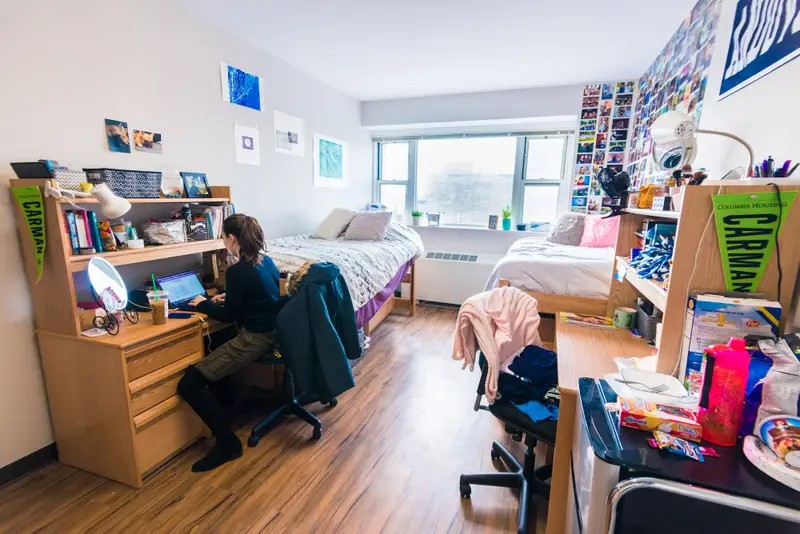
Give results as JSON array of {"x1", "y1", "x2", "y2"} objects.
[
  {"x1": 314, "y1": 134, "x2": 347, "y2": 188},
  {"x1": 274, "y1": 110, "x2": 305, "y2": 157}
]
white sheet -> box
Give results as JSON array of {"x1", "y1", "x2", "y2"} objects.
[
  {"x1": 266, "y1": 221, "x2": 424, "y2": 309},
  {"x1": 484, "y1": 238, "x2": 614, "y2": 298}
]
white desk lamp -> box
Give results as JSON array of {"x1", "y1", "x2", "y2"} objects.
[
  {"x1": 44, "y1": 181, "x2": 132, "y2": 219},
  {"x1": 650, "y1": 110, "x2": 755, "y2": 179}
]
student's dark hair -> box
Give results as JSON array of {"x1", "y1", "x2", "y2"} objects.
[{"x1": 222, "y1": 214, "x2": 264, "y2": 265}]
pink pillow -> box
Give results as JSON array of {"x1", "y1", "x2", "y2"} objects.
[{"x1": 579, "y1": 215, "x2": 620, "y2": 248}]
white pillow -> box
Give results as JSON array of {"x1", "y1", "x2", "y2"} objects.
[
  {"x1": 343, "y1": 212, "x2": 392, "y2": 241},
  {"x1": 313, "y1": 208, "x2": 356, "y2": 239}
]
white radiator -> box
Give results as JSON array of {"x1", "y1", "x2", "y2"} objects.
[{"x1": 416, "y1": 251, "x2": 502, "y2": 305}]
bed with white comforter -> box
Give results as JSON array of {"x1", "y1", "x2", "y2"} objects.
[
  {"x1": 267, "y1": 221, "x2": 424, "y2": 309},
  {"x1": 484, "y1": 237, "x2": 614, "y2": 298}
]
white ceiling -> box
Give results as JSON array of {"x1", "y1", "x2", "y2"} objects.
[{"x1": 177, "y1": 0, "x2": 698, "y2": 101}]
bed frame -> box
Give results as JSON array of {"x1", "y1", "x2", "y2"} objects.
[
  {"x1": 498, "y1": 278, "x2": 608, "y2": 344},
  {"x1": 364, "y1": 261, "x2": 417, "y2": 335}
]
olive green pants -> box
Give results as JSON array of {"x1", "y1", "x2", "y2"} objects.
[{"x1": 194, "y1": 328, "x2": 278, "y2": 382}]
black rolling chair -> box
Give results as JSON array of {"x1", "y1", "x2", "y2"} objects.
[
  {"x1": 459, "y1": 354, "x2": 557, "y2": 534},
  {"x1": 247, "y1": 349, "x2": 338, "y2": 447}
]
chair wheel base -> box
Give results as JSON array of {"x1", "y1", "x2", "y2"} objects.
[
  {"x1": 247, "y1": 435, "x2": 260, "y2": 448},
  {"x1": 460, "y1": 482, "x2": 471, "y2": 499},
  {"x1": 312, "y1": 426, "x2": 322, "y2": 440},
  {"x1": 326, "y1": 397, "x2": 338, "y2": 408}
]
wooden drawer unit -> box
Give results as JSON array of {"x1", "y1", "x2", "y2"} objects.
[
  {"x1": 129, "y1": 352, "x2": 203, "y2": 415},
  {"x1": 126, "y1": 327, "x2": 201, "y2": 381},
  {"x1": 134, "y1": 395, "x2": 205, "y2": 474}
]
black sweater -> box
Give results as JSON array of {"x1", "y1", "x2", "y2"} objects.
[{"x1": 196, "y1": 257, "x2": 281, "y2": 332}]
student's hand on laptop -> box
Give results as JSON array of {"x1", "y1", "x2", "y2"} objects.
[
  {"x1": 188, "y1": 295, "x2": 207, "y2": 308},
  {"x1": 211, "y1": 293, "x2": 226, "y2": 303}
]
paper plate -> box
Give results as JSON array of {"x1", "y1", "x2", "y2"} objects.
[{"x1": 743, "y1": 435, "x2": 800, "y2": 492}]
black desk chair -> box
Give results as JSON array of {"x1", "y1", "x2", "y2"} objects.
[
  {"x1": 459, "y1": 354, "x2": 557, "y2": 534},
  {"x1": 247, "y1": 349, "x2": 338, "y2": 447}
]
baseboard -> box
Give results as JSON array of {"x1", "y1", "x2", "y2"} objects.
[{"x1": 0, "y1": 443, "x2": 57, "y2": 488}]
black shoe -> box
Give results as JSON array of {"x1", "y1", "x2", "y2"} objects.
[{"x1": 191, "y1": 437, "x2": 243, "y2": 472}]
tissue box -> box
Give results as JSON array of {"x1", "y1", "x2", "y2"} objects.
[{"x1": 618, "y1": 397, "x2": 702, "y2": 442}]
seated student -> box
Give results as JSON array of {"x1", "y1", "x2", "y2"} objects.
[{"x1": 177, "y1": 214, "x2": 281, "y2": 472}]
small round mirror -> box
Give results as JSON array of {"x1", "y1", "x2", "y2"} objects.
[{"x1": 87, "y1": 257, "x2": 128, "y2": 312}]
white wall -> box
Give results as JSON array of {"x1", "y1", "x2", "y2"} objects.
[
  {"x1": 0, "y1": 0, "x2": 371, "y2": 468},
  {"x1": 698, "y1": 0, "x2": 800, "y2": 176},
  {"x1": 361, "y1": 85, "x2": 585, "y2": 127}
]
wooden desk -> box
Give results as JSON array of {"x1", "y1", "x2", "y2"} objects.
[
  {"x1": 545, "y1": 314, "x2": 654, "y2": 534},
  {"x1": 36, "y1": 314, "x2": 214, "y2": 488}
]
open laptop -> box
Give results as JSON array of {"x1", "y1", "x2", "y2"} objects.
[{"x1": 156, "y1": 271, "x2": 207, "y2": 310}]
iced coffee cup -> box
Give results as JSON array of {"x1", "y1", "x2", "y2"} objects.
[{"x1": 146, "y1": 290, "x2": 169, "y2": 325}]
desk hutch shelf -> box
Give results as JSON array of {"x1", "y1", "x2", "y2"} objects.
[
  {"x1": 10, "y1": 178, "x2": 233, "y2": 487},
  {"x1": 606, "y1": 183, "x2": 800, "y2": 374}
]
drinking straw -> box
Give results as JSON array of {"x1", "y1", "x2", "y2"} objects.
[{"x1": 151, "y1": 274, "x2": 159, "y2": 301}]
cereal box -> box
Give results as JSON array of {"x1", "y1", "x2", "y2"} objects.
[
  {"x1": 680, "y1": 294, "x2": 781, "y2": 396},
  {"x1": 618, "y1": 397, "x2": 702, "y2": 442}
]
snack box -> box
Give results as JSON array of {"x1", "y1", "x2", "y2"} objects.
[
  {"x1": 680, "y1": 294, "x2": 781, "y2": 396},
  {"x1": 618, "y1": 397, "x2": 702, "y2": 442}
]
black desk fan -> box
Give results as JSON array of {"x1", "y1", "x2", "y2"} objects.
[{"x1": 596, "y1": 167, "x2": 631, "y2": 218}]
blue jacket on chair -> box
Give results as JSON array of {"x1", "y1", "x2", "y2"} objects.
[{"x1": 276, "y1": 262, "x2": 361, "y2": 402}]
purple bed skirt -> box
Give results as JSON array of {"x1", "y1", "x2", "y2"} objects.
[{"x1": 355, "y1": 259, "x2": 413, "y2": 328}]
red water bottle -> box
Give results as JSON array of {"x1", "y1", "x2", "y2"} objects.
[{"x1": 697, "y1": 337, "x2": 750, "y2": 446}]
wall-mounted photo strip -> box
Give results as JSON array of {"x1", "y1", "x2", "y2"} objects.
[
  {"x1": 601, "y1": 83, "x2": 614, "y2": 100},
  {"x1": 580, "y1": 119, "x2": 597, "y2": 132},
  {"x1": 599, "y1": 101, "x2": 613, "y2": 116},
  {"x1": 584, "y1": 84, "x2": 601, "y2": 97}
]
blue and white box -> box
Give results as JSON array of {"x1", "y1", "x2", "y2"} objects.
[{"x1": 680, "y1": 294, "x2": 781, "y2": 396}]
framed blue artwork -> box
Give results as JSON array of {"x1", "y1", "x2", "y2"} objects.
[
  {"x1": 220, "y1": 62, "x2": 262, "y2": 111},
  {"x1": 720, "y1": 0, "x2": 800, "y2": 98},
  {"x1": 314, "y1": 134, "x2": 347, "y2": 188}
]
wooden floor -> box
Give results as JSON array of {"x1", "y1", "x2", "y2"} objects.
[{"x1": 0, "y1": 306, "x2": 543, "y2": 533}]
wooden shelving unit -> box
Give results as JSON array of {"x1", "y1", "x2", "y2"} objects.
[
  {"x1": 9, "y1": 178, "x2": 234, "y2": 488},
  {"x1": 59, "y1": 197, "x2": 231, "y2": 205},
  {"x1": 615, "y1": 256, "x2": 667, "y2": 312},
  {"x1": 624, "y1": 207, "x2": 680, "y2": 219},
  {"x1": 607, "y1": 184, "x2": 800, "y2": 374},
  {"x1": 66, "y1": 239, "x2": 225, "y2": 272}
]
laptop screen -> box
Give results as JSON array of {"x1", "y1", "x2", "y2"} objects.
[{"x1": 157, "y1": 271, "x2": 207, "y2": 305}]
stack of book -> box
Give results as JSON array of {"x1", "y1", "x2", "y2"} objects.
[{"x1": 64, "y1": 209, "x2": 103, "y2": 254}]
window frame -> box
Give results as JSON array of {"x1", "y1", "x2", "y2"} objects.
[{"x1": 374, "y1": 131, "x2": 572, "y2": 226}]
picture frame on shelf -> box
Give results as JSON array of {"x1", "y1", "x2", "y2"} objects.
[
  {"x1": 180, "y1": 172, "x2": 211, "y2": 198},
  {"x1": 488, "y1": 215, "x2": 499, "y2": 229},
  {"x1": 427, "y1": 213, "x2": 440, "y2": 227}
]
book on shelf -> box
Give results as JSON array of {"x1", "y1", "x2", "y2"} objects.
[
  {"x1": 64, "y1": 210, "x2": 80, "y2": 254},
  {"x1": 560, "y1": 312, "x2": 615, "y2": 329},
  {"x1": 74, "y1": 209, "x2": 93, "y2": 250},
  {"x1": 85, "y1": 210, "x2": 103, "y2": 253}
]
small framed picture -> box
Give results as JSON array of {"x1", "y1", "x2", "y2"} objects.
[
  {"x1": 180, "y1": 172, "x2": 211, "y2": 198},
  {"x1": 488, "y1": 215, "x2": 499, "y2": 229},
  {"x1": 427, "y1": 213, "x2": 440, "y2": 227}
]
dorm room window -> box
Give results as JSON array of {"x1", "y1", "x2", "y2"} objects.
[{"x1": 375, "y1": 133, "x2": 570, "y2": 226}]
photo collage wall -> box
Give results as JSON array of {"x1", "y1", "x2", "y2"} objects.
[
  {"x1": 570, "y1": 80, "x2": 635, "y2": 215},
  {"x1": 626, "y1": 0, "x2": 721, "y2": 186}
]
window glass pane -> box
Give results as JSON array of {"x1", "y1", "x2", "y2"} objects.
[
  {"x1": 525, "y1": 137, "x2": 565, "y2": 180},
  {"x1": 380, "y1": 183, "x2": 407, "y2": 217},
  {"x1": 417, "y1": 137, "x2": 516, "y2": 225},
  {"x1": 380, "y1": 142, "x2": 409, "y2": 181},
  {"x1": 523, "y1": 185, "x2": 560, "y2": 224}
]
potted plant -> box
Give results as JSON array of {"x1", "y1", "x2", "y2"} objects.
[
  {"x1": 411, "y1": 209, "x2": 424, "y2": 226},
  {"x1": 501, "y1": 206, "x2": 512, "y2": 231}
]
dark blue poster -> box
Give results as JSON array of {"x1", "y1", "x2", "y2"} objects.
[{"x1": 720, "y1": 0, "x2": 800, "y2": 98}]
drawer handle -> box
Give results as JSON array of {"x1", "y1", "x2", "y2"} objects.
[
  {"x1": 129, "y1": 352, "x2": 203, "y2": 395},
  {"x1": 134, "y1": 396, "x2": 182, "y2": 430}
]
